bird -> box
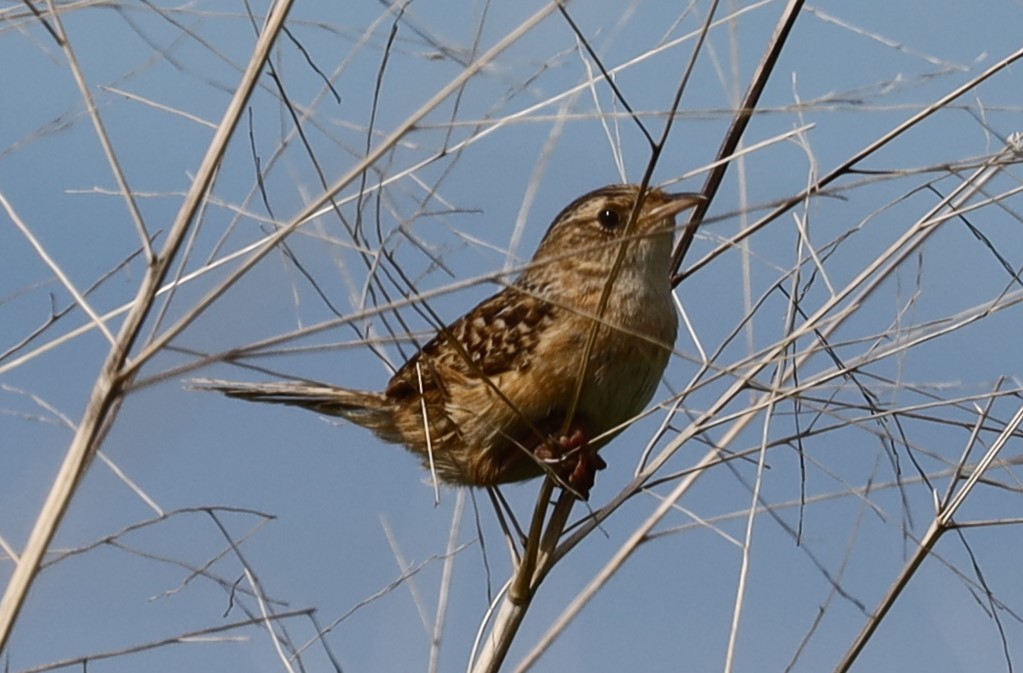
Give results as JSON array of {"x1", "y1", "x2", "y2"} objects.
[{"x1": 196, "y1": 184, "x2": 702, "y2": 499}]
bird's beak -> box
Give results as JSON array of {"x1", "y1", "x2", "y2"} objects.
[{"x1": 648, "y1": 192, "x2": 706, "y2": 221}]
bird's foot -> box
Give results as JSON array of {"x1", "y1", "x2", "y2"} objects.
[{"x1": 536, "y1": 425, "x2": 606, "y2": 500}]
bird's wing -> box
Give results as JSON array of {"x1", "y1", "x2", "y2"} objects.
[{"x1": 385, "y1": 286, "x2": 555, "y2": 398}]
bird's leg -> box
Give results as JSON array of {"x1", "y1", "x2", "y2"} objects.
[
  {"x1": 535, "y1": 422, "x2": 606, "y2": 500},
  {"x1": 566, "y1": 426, "x2": 607, "y2": 498}
]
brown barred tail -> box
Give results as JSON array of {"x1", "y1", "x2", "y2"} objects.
[{"x1": 192, "y1": 379, "x2": 402, "y2": 444}]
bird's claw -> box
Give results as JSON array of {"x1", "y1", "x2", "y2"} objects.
[{"x1": 536, "y1": 425, "x2": 605, "y2": 500}]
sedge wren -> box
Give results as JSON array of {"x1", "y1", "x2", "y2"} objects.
[{"x1": 198, "y1": 184, "x2": 702, "y2": 499}]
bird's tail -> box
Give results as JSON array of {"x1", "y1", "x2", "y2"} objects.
[{"x1": 192, "y1": 379, "x2": 403, "y2": 444}]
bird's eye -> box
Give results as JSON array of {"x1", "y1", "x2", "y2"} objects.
[{"x1": 597, "y1": 208, "x2": 622, "y2": 229}]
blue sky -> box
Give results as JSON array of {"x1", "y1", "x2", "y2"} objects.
[{"x1": 2, "y1": 1, "x2": 1023, "y2": 672}]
